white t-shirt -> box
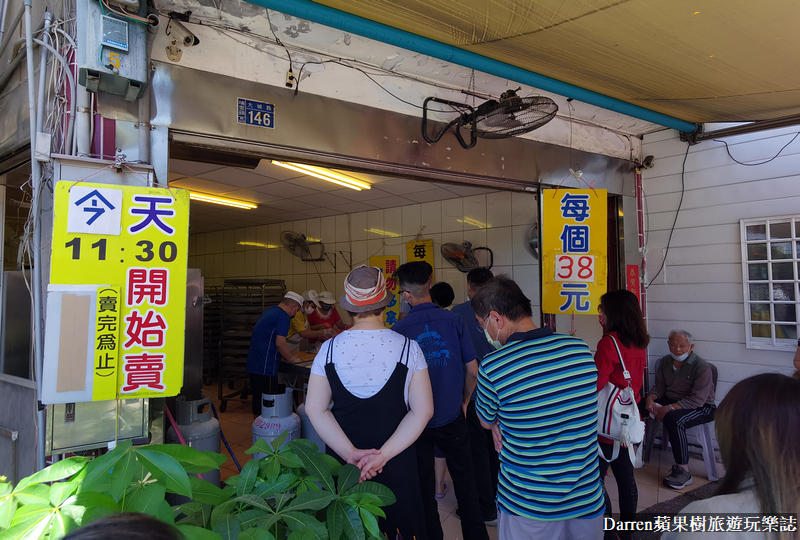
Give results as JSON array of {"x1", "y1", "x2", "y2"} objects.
[{"x1": 311, "y1": 329, "x2": 428, "y2": 405}]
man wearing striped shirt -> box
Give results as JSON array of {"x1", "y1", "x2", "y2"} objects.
[{"x1": 473, "y1": 276, "x2": 604, "y2": 540}]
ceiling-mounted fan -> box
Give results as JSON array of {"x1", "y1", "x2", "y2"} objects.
[
  {"x1": 422, "y1": 89, "x2": 559, "y2": 149},
  {"x1": 441, "y1": 241, "x2": 494, "y2": 272},
  {"x1": 281, "y1": 231, "x2": 325, "y2": 261}
]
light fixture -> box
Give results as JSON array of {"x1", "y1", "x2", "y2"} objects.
[
  {"x1": 271, "y1": 161, "x2": 371, "y2": 191},
  {"x1": 188, "y1": 192, "x2": 258, "y2": 209}
]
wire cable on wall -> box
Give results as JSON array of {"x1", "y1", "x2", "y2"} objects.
[
  {"x1": 713, "y1": 132, "x2": 800, "y2": 166},
  {"x1": 645, "y1": 143, "x2": 690, "y2": 289}
]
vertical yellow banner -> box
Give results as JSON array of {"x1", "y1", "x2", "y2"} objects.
[
  {"x1": 405, "y1": 239, "x2": 435, "y2": 282},
  {"x1": 50, "y1": 181, "x2": 189, "y2": 400},
  {"x1": 541, "y1": 189, "x2": 607, "y2": 314},
  {"x1": 93, "y1": 286, "x2": 120, "y2": 400},
  {"x1": 369, "y1": 255, "x2": 401, "y2": 327}
]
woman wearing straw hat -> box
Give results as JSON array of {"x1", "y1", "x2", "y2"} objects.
[{"x1": 306, "y1": 266, "x2": 434, "y2": 540}]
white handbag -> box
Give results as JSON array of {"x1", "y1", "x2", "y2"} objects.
[{"x1": 597, "y1": 335, "x2": 645, "y2": 467}]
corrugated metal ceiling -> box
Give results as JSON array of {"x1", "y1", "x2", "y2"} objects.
[{"x1": 313, "y1": 0, "x2": 800, "y2": 123}]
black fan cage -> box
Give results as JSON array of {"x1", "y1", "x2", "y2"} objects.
[{"x1": 474, "y1": 96, "x2": 558, "y2": 138}]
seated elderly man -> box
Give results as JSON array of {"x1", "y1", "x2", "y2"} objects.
[{"x1": 645, "y1": 330, "x2": 716, "y2": 490}]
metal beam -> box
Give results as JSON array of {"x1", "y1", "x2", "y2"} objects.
[{"x1": 247, "y1": 0, "x2": 698, "y2": 134}]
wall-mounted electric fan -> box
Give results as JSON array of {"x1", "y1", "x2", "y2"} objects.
[
  {"x1": 441, "y1": 241, "x2": 494, "y2": 272},
  {"x1": 524, "y1": 222, "x2": 539, "y2": 260},
  {"x1": 281, "y1": 231, "x2": 325, "y2": 261},
  {"x1": 422, "y1": 89, "x2": 558, "y2": 149}
]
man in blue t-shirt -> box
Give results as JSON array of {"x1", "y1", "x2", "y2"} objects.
[
  {"x1": 451, "y1": 268, "x2": 498, "y2": 505},
  {"x1": 246, "y1": 291, "x2": 303, "y2": 415},
  {"x1": 392, "y1": 262, "x2": 490, "y2": 540}
]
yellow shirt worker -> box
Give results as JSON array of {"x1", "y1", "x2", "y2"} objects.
[{"x1": 286, "y1": 290, "x2": 333, "y2": 353}]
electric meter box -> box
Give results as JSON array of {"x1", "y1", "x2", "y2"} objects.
[{"x1": 77, "y1": 0, "x2": 148, "y2": 101}]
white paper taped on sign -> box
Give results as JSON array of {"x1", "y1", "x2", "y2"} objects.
[{"x1": 67, "y1": 185, "x2": 123, "y2": 236}]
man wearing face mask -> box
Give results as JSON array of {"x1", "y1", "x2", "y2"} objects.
[
  {"x1": 644, "y1": 330, "x2": 716, "y2": 490},
  {"x1": 391, "y1": 261, "x2": 490, "y2": 540},
  {"x1": 472, "y1": 276, "x2": 604, "y2": 540},
  {"x1": 286, "y1": 290, "x2": 335, "y2": 352}
]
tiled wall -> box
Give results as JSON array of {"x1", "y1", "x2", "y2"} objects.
[{"x1": 188, "y1": 192, "x2": 541, "y2": 319}]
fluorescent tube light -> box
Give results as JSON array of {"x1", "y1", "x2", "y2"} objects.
[
  {"x1": 271, "y1": 160, "x2": 371, "y2": 191},
  {"x1": 188, "y1": 192, "x2": 257, "y2": 209}
]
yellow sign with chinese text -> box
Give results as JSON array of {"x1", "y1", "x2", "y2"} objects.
[
  {"x1": 369, "y1": 255, "x2": 401, "y2": 327},
  {"x1": 405, "y1": 239, "x2": 435, "y2": 282},
  {"x1": 49, "y1": 181, "x2": 189, "y2": 401},
  {"x1": 541, "y1": 189, "x2": 607, "y2": 314}
]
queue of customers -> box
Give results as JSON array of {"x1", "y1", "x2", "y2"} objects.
[{"x1": 251, "y1": 262, "x2": 800, "y2": 540}]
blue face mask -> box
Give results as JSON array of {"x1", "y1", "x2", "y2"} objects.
[
  {"x1": 482, "y1": 319, "x2": 502, "y2": 350},
  {"x1": 321, "y1": 305, "x2": 333, "y2": 311},
  {"x1": 670, "y1": 352, "x2": 689, "y2": 362}
]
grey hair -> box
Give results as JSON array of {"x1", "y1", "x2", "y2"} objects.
[{"x1": 669, "y1": 329, "x2": 694, "y2": 345}]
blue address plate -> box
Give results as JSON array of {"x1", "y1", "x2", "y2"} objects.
[{"x1": 237, "y1": 98, "x2": 275, "y2": 129}]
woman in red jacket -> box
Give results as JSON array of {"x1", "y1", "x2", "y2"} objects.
[{"x1": 595, "y1": 289, "x2": 649, "y2": 539}]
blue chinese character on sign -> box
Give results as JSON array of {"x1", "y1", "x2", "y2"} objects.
[
  {"x1": 385, "y1": 311, "x2": 398, "y2": 326},
  {"x1": 560, "y1": 193, "x2": 591, "y2": 222},
  {"x1": 560, "y1": 225, "x2": 589, "y2": 253},
  {"x1": 74, "y1": 189, "x2": 115, "y2": 226},
  {"x1": 129, "y1": 195, "x2": 176, "y2": 235},
  {"x1": 387, "y1": 295, "x2": 397, "y2": 308},
  {"x1": 559, "y1": 283, "x2": 591, "y2": 312}
]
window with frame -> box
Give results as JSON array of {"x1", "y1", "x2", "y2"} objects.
[{"x1": 740, "y1": 217, "x2": 799, "y2": 350}]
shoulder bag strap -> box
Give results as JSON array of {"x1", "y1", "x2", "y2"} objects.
[{"x1": 608, "y1": 335, "x2": 632, "y2": 385}]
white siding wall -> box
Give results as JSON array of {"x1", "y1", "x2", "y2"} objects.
[{"x1": 642, "y1": 126, "x2": 800, "y2": 403}]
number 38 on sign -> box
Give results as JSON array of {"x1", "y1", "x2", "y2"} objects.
[{"x1": 555, "y1": 255, "x2": 595, "y2": 282}]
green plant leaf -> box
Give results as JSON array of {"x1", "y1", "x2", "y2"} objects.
[
  {"x1": 288, "y1": 441, "x2": 335, "y2": 493},
  {"x1": 78, "y1": 506, "x2": 115, "y2": 527},
  {"x1": 263, "y1": 457, "x2": 281, "y2": 484},
  {"x1": 213, "y1": 515, "x2": 242, "y2": 540},
  {"x1": 8, "y1": 503, "x2": 51, "y2": 527},
  {"x1": 146, "y1": 445, "x2": 227, "y2": 473},
  {"x1": 236, "y1": 460, "x2": 259, "y2": 497},
  {"x1": 234, "y1": 509, "x2": 270, "y2": 530},
  {"x1": 69, "y1": 491, "x2": 120, "y2": 512},
  {"x1": 49, "y1": 509, "x2": 77, "y2": 538},
  {"x1": 276, "y1": 450, "x2": 304, "y2": 469},
  {"x1": 13, "y1": 457, "x2": 90, "y2": 492},
  {"x1": 12, "y1": 485, "x2": 51, "y2": 506},
  {"x1": 122, "y1": 482, "x2": 166, "y2": 516},
  {"x1": 109, "y1": 445, "x2": 138, "y2": 501},
  {"x1": 79, "y1": 441, "x2": 132, "y2": 495},
  {"x1": 336, "y1": 465, "x2": 360, "y2": 495},
  {"x1": 287, "y1": 527, "x2": 320, "y2": 540},
  {"x1": 270, "y1": 431, "x2": 289, "y2": 452},
  {"x1": 344, "y1": 482, "x2": 395, "y2": 506},
  {"x1": 326, "y1": 500, "x2": 345, "y2": 540},
  {"x1": 0, "y1": 495, "x2": 17, "y2": 529},
  {"x1": 252, "y1": 475, "x2": 295, "y2": 499},
  {"x1": 0, "y1": 484, "x2": 11, "y2": 498},
  {"x1": 341, "y1": 504, "x2": 365, "y2": 540},
  {"x1": 281, "y1": 511, "x2": 326, "y2": 539},
  {"x1": 189, "y1": 476, "x2": 228, "y2": 505},
  {"x1": 49, "y1": 481, "x2": 79, "y2": 507},
  {"x1": 232, "y1": 494, "x2": 274, "y2": 513},
  {"x1": 156, "y1": 498, "x2": 175, "y2": 525},
  {"x1": 1, "y1": 511, "x2": 54, "y2": 540},
  {"x1": 175, "y1": 525, "x2": 224, "y2": 540},
  {"x1": 273, "y1": 492, "x2": 295, "y2": 512},
  {"x1": 209, "y1": 500, "x2": 237, "y2": 529},
  {"x1": 135, "y1": 449, "x2": 192, "y2": 498},
  {"x1": 283, "y1": 490, "x2": 338, "y2": 513},
  {"x1": 238, "y1": 528, "x2": 276, "y2": 540},
  {"x1": 320, "y1": 454, "x2": 342, "y2": 477},
  {"x1": 358, "y1": 508, "x2": 380, "y2": 539},
  {"x1": 245, "y1": 440, "x2": 273, "y2": 456}
]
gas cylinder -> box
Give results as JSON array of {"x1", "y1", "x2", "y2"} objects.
[
  {"x1": 252, "y1": 388, "x2": 301, "y2": 459},
  {"x1": 296, "y1": 402, "x2": 326, "y2": 453},
  {"x1": 166, "y1": 397, "x2": 221, "y2": 487}
]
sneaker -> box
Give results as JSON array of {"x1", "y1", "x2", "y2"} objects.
[
  {"x1": 663, "y1": 464, "x2": 693, "y2": 490},
  {"x1": 454, "y1": 507, "x2": 497, "y2": 527}
]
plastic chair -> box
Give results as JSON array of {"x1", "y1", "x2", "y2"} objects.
[{"x1": 649, "y1": 360, "x2": 720, "y2": 481}]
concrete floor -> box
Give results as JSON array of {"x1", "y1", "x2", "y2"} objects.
[{"x1": 206, "y1": 385, "x2": 719, "y2": 539}]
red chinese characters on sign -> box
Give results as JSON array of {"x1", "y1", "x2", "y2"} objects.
[
  {"x1": 626, "y1": 264, "x2": 641, "y2": 303},
  {"x1": 121, "y1": 352, "x2": 166, "y2": 392},
  {"x1": 122, "y1": 267, "x2": 170, "y2": 394},
  {"x1": 127, "y1": 268, "x2": 169, "y2": 306},
  {"x1": 123, "y1": 309, "x2": 168, "y2": 349}
]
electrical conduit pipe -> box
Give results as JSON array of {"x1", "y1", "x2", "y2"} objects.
[{"x1": 247, "y1": 0, "x2": 698, "y2": 134}]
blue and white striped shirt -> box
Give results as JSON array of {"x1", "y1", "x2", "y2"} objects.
[{"x1": 476, "y1": 327, "x2": 604, "y2": 521}]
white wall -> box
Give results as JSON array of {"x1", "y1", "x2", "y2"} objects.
[
  {"x1": 641, "y1": 126, "x2": 800, "y2": 401},
  {"x1": 189, "y1": 192, "x2": 542, "y2": 322}
]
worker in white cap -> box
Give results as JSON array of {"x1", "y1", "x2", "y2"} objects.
[
  {"x1": 286, "y1": 290, "x2": 336, "y2": 352},
  {"x1": 246, "y1": 291, "x2": 304, "y2": 415},
  {"x1": 307, "y1": 290, "x2": 348, "y2": 345}
]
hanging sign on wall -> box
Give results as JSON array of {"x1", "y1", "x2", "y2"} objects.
[
  {"x1": 541, "y1": 189, "x2": 607, "y2": 315},
  {"x1": 42, "y1": 182, "x2": 189, "y2": 404},
  {"x1": 405, "y1": 239, "x2": 435, "y2": 282},
  {"x1": 369, "y1": 255, "x2": 401, "y2": 328}
]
